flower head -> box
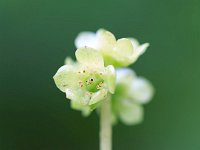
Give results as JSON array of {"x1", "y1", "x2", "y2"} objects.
[
  {"x1": 53, "y1": 47, "x2": 116, "y2": 110},
  {"x1": 75, "y1": 29, "x2": 149, "y2": 67},
  {"x1": 112, "y1": 68, "x2": 154, "y2": 125}
]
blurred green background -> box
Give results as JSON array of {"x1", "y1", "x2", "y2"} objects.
[{"x1": 0, "y1": 0, "x2": 200, "y2": 149}]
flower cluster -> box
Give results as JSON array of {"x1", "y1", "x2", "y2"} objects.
[{"x1": 53, "y1": 29, "x2": 154, "y2": 125}]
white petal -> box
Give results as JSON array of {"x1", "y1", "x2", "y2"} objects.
[
  {"x1": 116, "y1": 68, "x2": 136, "y2": 82},
  {"x1": 129, "y1": 38, "x2": 139, "y2": 48},
  {"x1": 66, "y1": 88, "x2": 90, "y2": 105},
  {"x1": 70, "y1": 100, "x2": 91, "y2": 116},
  {"x1": 89, "y1": 89, "x2": 108, "y2": 105},
  {"x1": 75, "y1": 31, "x2": 98, "y2": 49},
  {"x1": 53, "y1": 65, "x2": 78, "y2": 92},
  {"x1": 136, "y1": 43, "x2": 149, "y2": 56},
  {"x1": 97, "y1": 29, "x2": 116, "y2": 49},
  {"x1": 75, "y1": 47, "x2": 104, "y2": 69},
  {"x1": 115, "y1": 38, "x2": 134, "y2": 57},
  {"x1": 64, "y1": 57, "x2": 75, "y2": 65},
  {"x1": 130, "y1": 77, "x2": 154, "y2": 104},
  {"x1": 103, "y1": 65, "x2": 116, "y2": 94},
  {"x1": 129, "y1": 38, "x2": 149, "y2": 56},
  {"x1": 119, "y1": 99, "x2": 143, "y2": 125}
]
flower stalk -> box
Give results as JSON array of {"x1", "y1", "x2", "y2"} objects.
[{"x1": 100, "y1": 95, "x2": 112, "y2": 150}]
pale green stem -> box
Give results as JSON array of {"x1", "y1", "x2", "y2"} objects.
[{"x1": 100, "y1": 96, "x2": 112, "y2": 150}]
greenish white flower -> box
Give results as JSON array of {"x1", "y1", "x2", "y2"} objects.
[
  {"x1": 75, "y1": 29, "x2": 149, "y2": 67},
  {"x1": 53, "y1": 47, "x2": 116, "y2": 111},
  {"x1": 112, "y1": 68, "x2": 154, "y2": 125}
]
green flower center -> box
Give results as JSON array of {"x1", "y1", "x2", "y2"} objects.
[{"x1": 78, "y1": 70, "x2": 104, "y2": 93}]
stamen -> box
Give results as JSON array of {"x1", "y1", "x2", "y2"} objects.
[
  {"x1": 96, "y1": 82, "x2": 104, "y2": 90},
  {"x1": 96, "y1": 85, "x2": 100, "y2": 89},
  {"x1": 79, "y1": 81, "x2": 83, "y2": 88}
]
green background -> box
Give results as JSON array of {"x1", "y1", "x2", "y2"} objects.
[{"x1": 0, "y1": 0, "x2": 200, "y2": 149}]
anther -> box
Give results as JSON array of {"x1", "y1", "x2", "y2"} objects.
[{"x1": 79, "y1": 81, "x2": 84, "y2": 88}]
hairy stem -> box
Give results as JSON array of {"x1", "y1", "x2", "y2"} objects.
[{"x1": 100, "y1": 96, "x2": 112, "y2": 150}]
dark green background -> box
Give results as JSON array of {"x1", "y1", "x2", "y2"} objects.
[{"x1": 0, "y1": 0, "x2": 200, "y2": 149}]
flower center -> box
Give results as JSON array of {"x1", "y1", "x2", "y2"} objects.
[
  {"x1": 78, "y1": 70, "x2": 104, "y2": 93},
  {"x1": 85, "y1": 75, "x2": 104, "y2": 92}
]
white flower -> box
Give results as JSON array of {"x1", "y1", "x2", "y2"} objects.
[
  {"x1": 112, "y1": 68, "x2": 154, "y2": 125},
  {"x1": 53, "y1": 47, "x2": 116, "y2": 110},
  {"x1": 75, "y1": 29, "x2": 149, "y2": 67}
]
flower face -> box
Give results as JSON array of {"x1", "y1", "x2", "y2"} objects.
[
  {"x1": 53, "y1": 47, "x2": 116, "y2": 110},
  {"x1": 75, "y1": 29, "x2": 149, "y2": 67},
  {"x1": 112, "y1": 68, "x2": 154, "y2": 125}
]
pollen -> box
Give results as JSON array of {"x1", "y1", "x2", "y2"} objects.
[
  {"x1": 79, "y1": 81, "x2": 84, "y2": 88},
  {"x1": 96, "y1": 82, "x2": 104, "y2": 90}
]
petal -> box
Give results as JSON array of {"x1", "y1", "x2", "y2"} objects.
[
  {"x1": 136, "y1": 43, "x2": 149, "y2": 56},
  {"x1": 89, "y1": 89, "x2": 108, "y2": 105},
  {"x1": 75, "y1": 31, "x2": 97, "y2": 49},
  {"x1": 102, "y1": 38, "x2": 134, "y2": 67},
  {"x1": 97, "y1": 29, "x2": 116, "y2": 49},
  {"x1": 75, "y1": 47, "x2": 104, "y2": 69},
  {"x1": 129, "y1": 37, "x2": 149, "y2": 56},
  {"x1": 115, "y1": 38, "x2": 134, "y2": 57},
  {"x1": 53, "y1": 65, "x2": 78, "y2": 92},
  {"x1": 118, "y1": 99, "x2": 143, "y2": 125},
  {"x1": 64, "y1": 57, "x2": 75, "y2": 65},
  {"x1": 129, "y1": 38, "x2": 139, "y2": 48},
  {"x1": 97, "y1": 30, "x2": 137, "y2": 67},
  {"x1": 130, "y1": 77, "x2": 154, "y2": 104},
  {"x1": 66, "y1": 88, "x2": 90, "y2": 105},
  {"x1": 103, "y1": 65, "x2": 116, "y2": 94},
  {"x1": 70, "y1": 100, "x2": 91, "y2": 116},
  {"x1": 116, "y1": 68, "x2": 136, "y2": 84},
  {"x1": 129, "y1": 38, "x2": 149, "y2": 64}
]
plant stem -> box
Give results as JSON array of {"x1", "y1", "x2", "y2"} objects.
[{"x1": 100, "y1": 96, "x2": 112, "y2": 150}]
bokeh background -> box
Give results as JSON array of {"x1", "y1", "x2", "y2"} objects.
[{"x1": 0, "y1": 0, "x2": 200, "y2": 149}]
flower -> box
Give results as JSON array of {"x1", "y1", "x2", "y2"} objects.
[
  {"x1": 53, "y1": 47, "x2": 116, "y2": 110},
  {"x1": 112, "y1": 68, "x2": 154, "y2": 125},
  {"x1": 75, "y1": 29, "x2": 149, "y2": 67}
]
